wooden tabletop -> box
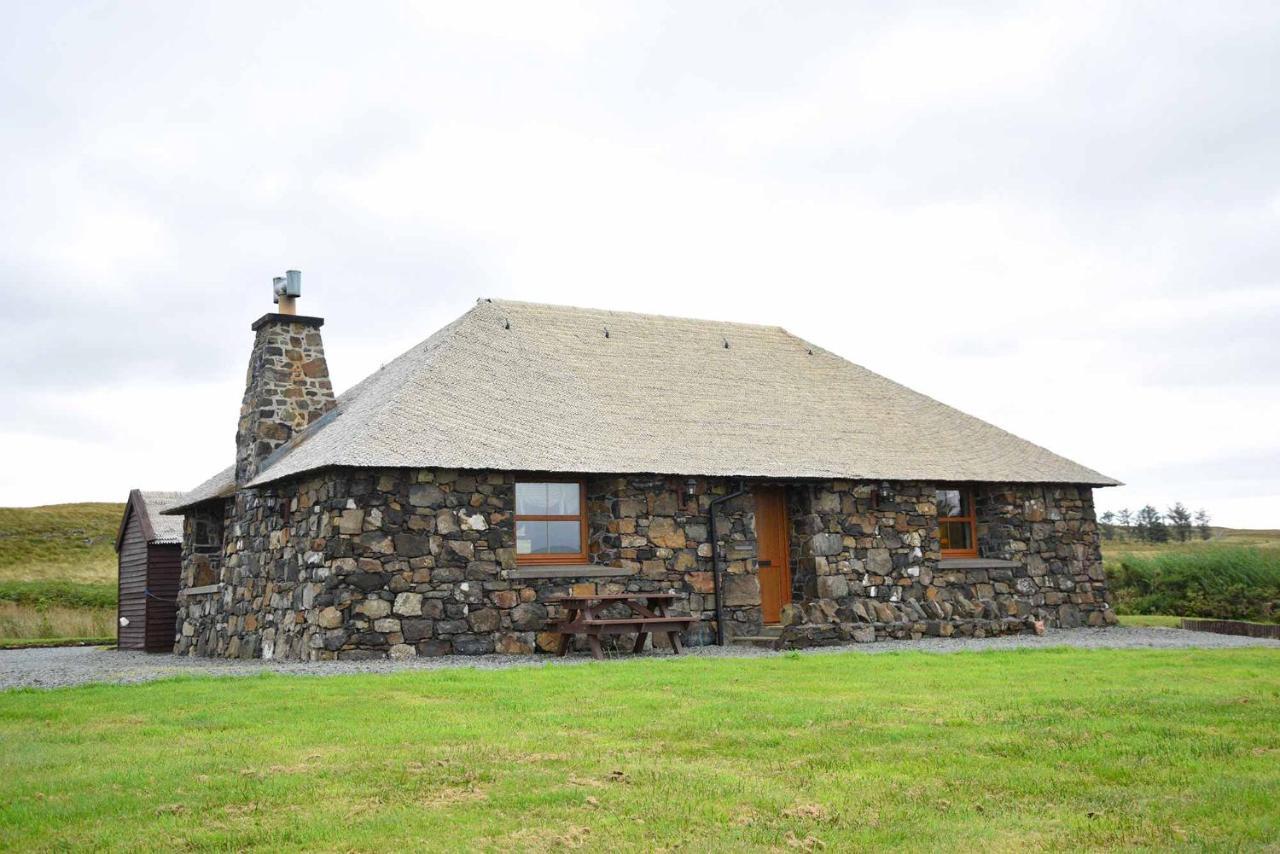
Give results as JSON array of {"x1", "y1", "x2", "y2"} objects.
[{"x1": 547, "y1": 592, "x2": 678, "y2": 603}]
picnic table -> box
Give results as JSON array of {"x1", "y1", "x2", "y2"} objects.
[{"x1": 548, "y1": 592, "x2": 697, "y2": 660}]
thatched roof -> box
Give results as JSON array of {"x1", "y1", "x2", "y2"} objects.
[
  {"x1": 171, "y1": 299, "x2": 1117, "y2": 511},
  {"x1": 118, "y1": 490, "x2": 186, "y2": 547},
  {"x1": 166, "y1": 466, "x2": 235, "y2": 513}
]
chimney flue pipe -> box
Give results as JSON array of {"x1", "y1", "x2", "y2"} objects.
[{"x1": 273, "y1": 269, "x2": 301, "y2": 315}]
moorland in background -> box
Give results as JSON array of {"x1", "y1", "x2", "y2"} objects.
[
  {"x1": 0, "y1": 502, "x2": 1276, "y2": 645},
  {"x1": 0, "y1": 503, "x2": 121, "y2": 645}
]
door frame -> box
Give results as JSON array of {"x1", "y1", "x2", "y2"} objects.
[{"x1": 755, "y1": 485, "x2": 793, "y2": 624}]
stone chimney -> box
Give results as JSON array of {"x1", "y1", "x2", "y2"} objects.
[{"x1": 235, "y1": 271, "x2": 336, "y2": 484}]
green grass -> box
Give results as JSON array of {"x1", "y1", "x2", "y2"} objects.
[
  {"x1": 1101, "y1": 526, "x2": 1280, "y2": 559},
  {"x1": 1115, "y1": 614, "x2": 1182, "y2": 628},
  {"x1": 0, "y1": 505, "x2": 123, "y2": 643},
  {"x1": 2, "y1": 648, "x2": 1278, "y2": 851},
  {"x1": 1099, "y1": 528, "x2": 1280, "y2": 579},
  {"x1": 0, "y1": 503, "x2": 123, "y2": 585},
  {"x1": 0, "y1": 579, "x2": 118, "y2": 644},
  {"x1": 0, "y1": 602, "x2": 116, "y2": 642},
  {"x1": 0, "y1": 637, "x2": 113, "y2": 650},
  {"x1": 0, "y1": 580, "x2": 116, "y2": 609}
]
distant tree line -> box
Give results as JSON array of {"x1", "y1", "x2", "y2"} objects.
[{"x1": 1099, "y1": 503, "x2": 1211, "y2": 543}]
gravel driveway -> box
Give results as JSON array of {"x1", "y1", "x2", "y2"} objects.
[{"x1": 2, "y1": 626, "x2": 1276, "y2": 691}]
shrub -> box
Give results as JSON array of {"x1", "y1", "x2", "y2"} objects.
[{"x1": 1107, "y1": 546, "x2": 1280, "y2": 622}]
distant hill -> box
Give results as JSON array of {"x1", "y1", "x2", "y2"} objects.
[
  {"x1": 0, "y1": 503, "x2": 124, "y2": 584},
  {"x1": 1101, "y1": 526, "x2": 1280, "y2": 563}
]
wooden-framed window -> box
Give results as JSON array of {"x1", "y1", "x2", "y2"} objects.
[
  {"x1": 936, "y1": 487, "x2": 977, "y2": 558},
  {"x1": 515, "y1": 481, "x2": 588, "y2": 565}
]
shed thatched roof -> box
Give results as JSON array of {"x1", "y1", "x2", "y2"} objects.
[
  {"x1": 118, "y1": 489, "x2": 186, "y2": 546},
  {"x1": 171, "y1": 298, "x2": 1117, "y2": 511},
  {"x1": 141, "y1": 492, "x2": 186, "y2": 543}
]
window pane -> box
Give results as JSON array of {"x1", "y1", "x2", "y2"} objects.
[
  {"x1": 516, "y1": 520, "x2": 546, "y2": 555},
  {"x1": 546, "y1": 521, "x2": 582, "y2": 554},
  {"x1": 516, "y1": 520, "x2": 580, "y2": 555},
  {"x1": 936, "y1": 489, "x2": 967, "y2": 518},
  {"x1": 940, "y1": 520, "x2": 973, "y2": 551},
  {"x1": 516, "y1": 483, "x2": 549, "y2": 515},
  {"x1": 546, "y1": 483, "x2": 580, "y2": 515}
]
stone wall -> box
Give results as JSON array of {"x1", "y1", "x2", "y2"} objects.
[
  {"x1": 235, "y1": 314, "x2": 335, "y2": 483},
  {"x1": 174, "y1": 470, "x2": 1113, "y2": 659},
  {"x1": 174, "y1": 503, "x2": 231, "y2": 654},
  {"x1": 779, "y1": 481, "x2": 1114, "y2": 647},
  {"x1": 175, "y1": 471, "x2": 759, "y2": 658},
  {"x1": 975, "y1": 484, "x2": 1109, "y2": 625},
  {"x1": 177, "y1": 469, "x2": 518, "y2": 659},
  {"x1": 181, "y1": 503, "x2": 226, "y2": 588},
  {"x1": 586, "y1": 475, "x2": 757, "y2": 643},
  {"x1": 788, "y1": 480, "x2": 938, "y2": 615}
]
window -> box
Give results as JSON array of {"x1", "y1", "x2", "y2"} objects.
[
  {"x1": 515, "y1": 481, "x2": 587, "y2": 564},
  {"x1": 936, "y1": 487, "x2": 977, "y2": 558},
  {"x1": 194, "y1": 518, "x2": 216, "y2": 548}
]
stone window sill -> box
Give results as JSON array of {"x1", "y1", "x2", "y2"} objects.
[
  {"x1": 506, "y1": 565, "x2": 634, "y2": 580},
  {"x1": 179, "y1": 583, "x2": 223, "y2": 596},
  {"x1": 938, "y1": 558, "x2": 1020, "y2": 570}
]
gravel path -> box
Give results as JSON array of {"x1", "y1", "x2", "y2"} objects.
[{"x1": 2, "y1": 626, "x2": 1276, "y2": 691}]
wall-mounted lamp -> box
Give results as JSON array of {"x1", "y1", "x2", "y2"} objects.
[
  {"x1": 872, "y1": 481, "x2": 893, "y2": 509},
  {"x1": 684, "y1": 478, "x2": 698, "y2": 497}
]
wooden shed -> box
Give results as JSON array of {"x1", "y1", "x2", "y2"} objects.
[{"x1": 115, "y1": 490, "x2": 184, "y2": 652}]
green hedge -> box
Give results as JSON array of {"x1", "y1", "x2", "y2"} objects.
[
  {"x1": 0, "y1": 580, "x2": 117, "y2": 609},
  {"x1": 1107, "y1": 546, "x2": 1280, "y2": 623}
]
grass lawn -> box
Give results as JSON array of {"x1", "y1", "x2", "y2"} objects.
[{"x1": 2, "y1": 648, "x2": 1278, "y2": 851}]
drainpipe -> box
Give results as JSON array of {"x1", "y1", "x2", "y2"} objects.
[{"x1": 709, "y1": 480, "x2": 749, "y2": 646}]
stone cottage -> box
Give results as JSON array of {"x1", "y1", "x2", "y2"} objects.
[{"x1": 166, "y1": 277, "x2": 1119, "y2": 660}]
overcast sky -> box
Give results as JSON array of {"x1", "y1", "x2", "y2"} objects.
[{"x1": 2, "y1": 2, "x2": 1278, "y2": 526}]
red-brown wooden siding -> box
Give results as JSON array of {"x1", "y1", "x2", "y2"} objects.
[
  {"x1": 145, "y1": 543, "x2": 181, "y2": 651},
  {"x1": 117, "y1": 505, "x2": 148, "y2": 651},
  {"x1": 117, "y1": 502, "x2": 183, "y2": 653}
]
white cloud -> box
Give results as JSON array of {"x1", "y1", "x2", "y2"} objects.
[{"x1": 1, "y1": 1, "x2": 1277, "y2": 527}]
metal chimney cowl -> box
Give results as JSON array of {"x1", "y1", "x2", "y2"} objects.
[{"x1": 272, "y1": 269, "x2": 301, "y2": 314}]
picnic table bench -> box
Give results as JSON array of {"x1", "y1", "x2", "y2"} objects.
[{"x1": 547, "y1": 592, "x2": 697, "y2": 660}]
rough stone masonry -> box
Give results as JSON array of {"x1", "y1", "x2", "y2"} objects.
[
  {"x1": 174, "y1": 467, "x2": 1113, "y2": 660},
  {"x1": 235, "y1": 313, "x2": 335, "y2": 484},
  {"x1": 172, "y1": 307, "x2": 1115, "y2": 660}
]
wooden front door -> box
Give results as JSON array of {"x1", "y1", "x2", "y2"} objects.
[{"x1": 755, "y1": 486, "x2": 792, "y2": 624}]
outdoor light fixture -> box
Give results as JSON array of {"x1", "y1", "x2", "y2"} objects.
[{"x1": 685, "y1": 478, "x2": 698, "y2": 497}]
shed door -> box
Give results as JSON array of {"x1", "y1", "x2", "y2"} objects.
[{"x1": 755, "y1": 487, "x2": 791, "y2": 624}]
